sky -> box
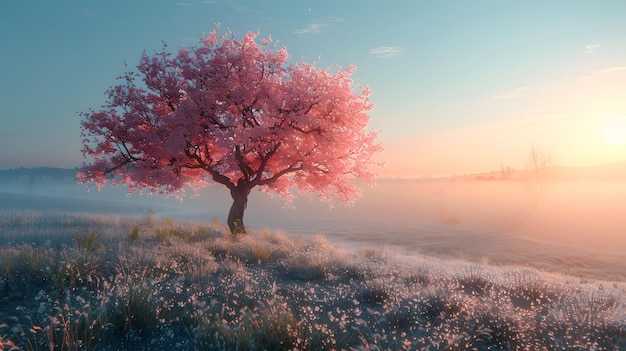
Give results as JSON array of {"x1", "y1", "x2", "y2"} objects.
[{"x1": 2, "y1": 0, "x2": 626, "y2": 177}]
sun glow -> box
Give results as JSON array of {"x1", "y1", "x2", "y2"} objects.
[{"x1": 602, "y1": 116, "x2": 626, "y2": 145}]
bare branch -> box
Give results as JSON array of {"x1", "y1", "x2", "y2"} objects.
[
  {"x1": 184, "y1": 148, "x2": 234, "y2": 189},
  {"x1": 235, "y1": 144, "x2": 255, "y2": 182}
]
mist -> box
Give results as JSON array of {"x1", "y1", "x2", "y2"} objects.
[
  {"x1": 243, "y1": 177, "x2": 626, "y2": 279},
  {"x1": 1, "y1": 168, "x2": 625, "y2": 280}
]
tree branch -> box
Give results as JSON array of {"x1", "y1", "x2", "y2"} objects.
[
  {"x1": 102, "y1": 157, "x2": 135, "y2": 175},
  {"x1": 255, "y1": 163, "x2": 303, "y2": 186},
  {"x1": 290, "y1": 123, "x2": 322, "y2": 135},
  {"x1": 235, "y1": 144, "x2": 254, "y2": 183},
  {"x1": 184, "y1": 148, "x2": 234, "y2": 189}
]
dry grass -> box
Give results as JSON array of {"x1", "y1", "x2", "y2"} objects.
[{"x1": 0, "y1": 210, "x2": 625, "y2": 350}]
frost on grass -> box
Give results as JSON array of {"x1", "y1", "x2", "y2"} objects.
[{"x1": 0, "y1": 210, "x2": 625, "y2": 350}]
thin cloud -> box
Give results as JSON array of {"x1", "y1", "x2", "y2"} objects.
[
  {"x1": 578, "y1": 66, "x2": 626, "y2": 81},
  {"x1": 495, "y1": 66, "x2": 626, "y2": 100},
  {"x1": 227, "y1": 0, "x2": 264, "y2": 15},
  {"x1": 368, "y1": 46, "x2": 404, "y2": 58},
  {"x1": 328, "y1": 17, "x2": 345, "y2": 23},
  {"x1": 182, "y1": 0, "x2": 263, "y2": 15},
  {"x1": 493, "y1": 84, "x2": 548, "y2": 99},
  {"x1": 584, "y1": 43, "x2": 602, "y2": 54},
  {"x1": 67, "y1": 9, "x2": 93, "y2": 17},
  {"x1": 294, "y1": 17, "x2": 345, "y2": 35},
  {"x1": 294, "y1": 23, "x2": 328, "y2": 35},
  {"x1": 177, "y1": 1, "x2": 217, "y2": 5},
  {"x1": 494, "y1": 86, "x2": 531, "y2": 99}
]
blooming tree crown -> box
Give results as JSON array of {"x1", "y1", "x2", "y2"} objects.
[{"x1": 79, "y1": 26, "x2": 382, "y2": 205}]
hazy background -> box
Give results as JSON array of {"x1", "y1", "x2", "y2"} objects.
[{"x1": 1, "y1": 167, "x2": 625, "y2": 280}]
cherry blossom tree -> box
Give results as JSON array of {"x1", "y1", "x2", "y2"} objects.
[{"x1": 78, "y1": 26, "x2": 382, "y2": 234}]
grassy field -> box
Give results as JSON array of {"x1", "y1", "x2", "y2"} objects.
[{"x1": 0, "y1": 210, "x2": 624, "y2": 350}]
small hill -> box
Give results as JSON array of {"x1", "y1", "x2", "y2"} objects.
[
  {"x1": 547, "y1": 161, "x2": 626, "y2": 181},
  {"x1": 0, "y1": 167, "x2": 77, "y2": 184},
  {"x1": 467, "y1": 160, "x2": 626, "y2": 182}
]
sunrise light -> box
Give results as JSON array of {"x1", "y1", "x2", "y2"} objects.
[{"x1": 602, "y1": 115, "x2": 626, "y2": 145}]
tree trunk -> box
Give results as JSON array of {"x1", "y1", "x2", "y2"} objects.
[{"x1": 227, "y1": 187, "x2": 249, "y2": 234}]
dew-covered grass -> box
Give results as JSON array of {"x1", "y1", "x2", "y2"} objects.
[{"x1": 0, "y1": 210, "x2": 625, "y2": 350}]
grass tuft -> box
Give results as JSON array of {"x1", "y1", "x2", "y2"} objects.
[
  {"x1": 282, "y1": 250, "x2": 329, "y2": 281},
  {"x1": 455, "y1": 264, "x2": 492, "y2": 296}
]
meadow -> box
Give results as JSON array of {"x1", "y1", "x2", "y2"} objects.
[{"x1": 0, "y1": 210, "x2": 624, "y2": 350}]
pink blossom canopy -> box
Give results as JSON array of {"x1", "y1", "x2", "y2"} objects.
[{"x1": 79, "y1": 27, "x2": 382, "y2": 207}]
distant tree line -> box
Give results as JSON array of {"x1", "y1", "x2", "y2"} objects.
[{"x1": 0, "y1": 167, "x2": 77, "y2": 185}]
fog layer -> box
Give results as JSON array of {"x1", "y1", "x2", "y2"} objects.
[{"x1": 1, "y1": 170, "x2": 625, "y2": 280}]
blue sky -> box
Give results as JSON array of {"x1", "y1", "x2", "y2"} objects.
[{"x1": 2, "y1": 1, "x2": 626, "y2": 176}]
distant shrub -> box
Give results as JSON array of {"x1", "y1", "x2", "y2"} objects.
[
  {"x1": 282, "y1": 250, "x2": 329, "y2": 281},
  {"x1": 406, "y1": 263, "x2": 433, "y2": 286},
  {"x1": 337, "y1": 263, "x2": 367, "y2": 282},
  {"x1": 231, "y1": 236, "x2": 278, "y2": 264},
  {"x1": 188, "y1": 224, "x2": 220, "y2": 242},
  {"x1": 419, "y1": 292, "x2": 463, "y2": 322},
  {"x1": 456, "y1": 264, "x2": 492, "y2": 296},
  {"x1": 166, "y1": 238, "x2": 217, "y2": 283},
  {"x1": 0, "y1": 245, "x2": 58, "y2": 299},
  {"x1": 250, "y1": 298, "x2": 301, "y2": 349},
  {"x1": 117, "y1": 283, "x2": 158, "y2": 337},
  {"x1": 243, "y1": 241, "x2": 274, "y2": 263},
  {"x1": 127, "y1": 226, "x2": 140, "y2": 243},
  {"x1": 74, "y1": 229, "x2": 101, "y2": 252},
  {"x1": 155, "y1": 227, "x2": 187, "y2": 243},
  {"x1": 42, "y1": 298, "x2": 108, "y2": 351},
  {"x1": 360, "y1": 279, "x2": 392, "y2": 305},
  {"x1": 384, "y1": 302, "x2": 420, "y2": 332},
  {"x1": 215, "y1": 257, "x2": 249, "y2": 280},
  {"x1": 467, "y1": 306, "x2": 523, "y2": 350},
  {"x1": 506, "y1": 269, "x2": 560, "y2": 309},
  {"x1": 190, "y1": 296, "x2": 300, "y2": 350},
  {"x1": 544, "y1": 290, "x2": 624, "y2": 349},
  {"x1": 361, "y1": 246, "x2": 384, "y2": 260},
  {"x1": 205, "y1": 232, "x2": 294, "y2": 264}
]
